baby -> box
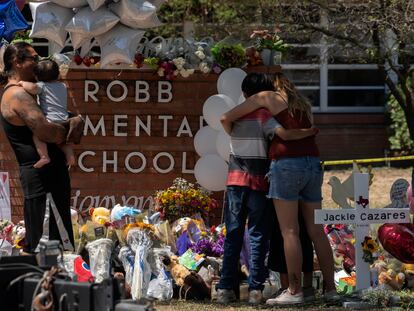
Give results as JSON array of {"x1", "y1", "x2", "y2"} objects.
[{"x1": 19, "y1": 59, "x2": 75, "y2": 168}]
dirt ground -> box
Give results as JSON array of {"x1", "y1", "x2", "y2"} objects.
[{"x1": 322, "y1": 167, "x2": 412, "y2": 208}]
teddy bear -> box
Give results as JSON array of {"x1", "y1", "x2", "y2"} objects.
[
  {"x1": 89, "y1": 207, "x2": 110, "y2": 225},
  {"x1": 161, "y1": 254, "x2": 210, "y2": 300}
]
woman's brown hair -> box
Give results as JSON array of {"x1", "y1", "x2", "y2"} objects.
[{"x1": 271, "y1": 72, "x2": 313, "y2": 123}]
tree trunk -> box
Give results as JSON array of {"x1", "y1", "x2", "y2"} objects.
[{"x1": 403, "y1": 95, "x2": 414, "y2": 142}]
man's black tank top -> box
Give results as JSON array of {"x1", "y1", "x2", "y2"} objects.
[{"x1": 0, "y1": 84, "x2": 66, "y2": 198}]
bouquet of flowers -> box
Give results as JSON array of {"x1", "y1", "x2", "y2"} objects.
[
  {"x1": 154, "y1": 178, "x2": 218, "y2": 222},
  {"x1": 190, "y1": 225, "x2": 225, "y2": 257},
  {"x1": 250, "y1": 29, "x2": 289, "y2": 52}
]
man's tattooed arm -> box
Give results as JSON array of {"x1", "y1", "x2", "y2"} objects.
[{"x1": 12, "y1": 89, "x2": 66, "y2": 144}]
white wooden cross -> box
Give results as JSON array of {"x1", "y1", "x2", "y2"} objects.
[{"x1": 315, "y1": 173, "x2": 411, "y2": 290}]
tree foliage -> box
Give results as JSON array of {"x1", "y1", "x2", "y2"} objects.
[
  {"x1": 156, "y1": 1, "x2": 414, "y2": 147},
  {"x1": 265, "y1": 0, "x2": 414, "y2": 149}
]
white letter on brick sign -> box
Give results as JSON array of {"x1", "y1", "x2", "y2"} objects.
[
  {"x1": 153, "y1": 152, "x2": 174, "y2": 173},
  {"x1": 158, "y1": 81, "x2": 172, "y2": 103},
  {"x1": 182, "y1": 152, "x2": 194, "y2": 174},
  {"x1": 84, "y1": 80, "x2": 99, "y2": 102},
  {"x1": 135, "y1": 116, "x2": 151, "y2": 136},
  {"x1": 125, "y1": 152, "x2": 146, "y2": 173},
  {"x1": 135, "y1": 81, "x2": 150, "y2": 102},
  {"x1": 158, "y1": 115, "x2": 173, "y2": 137},
  {"x1": 84, "y1": 115, "x2": 106, "y2": 136},
  {"x1": 78, "y1": 151, "x2": 95, "y2": 172},
  {"x1": 114, "y1": 115, "x2": 128, "y2": 137},
  {"x1": 103, "y1": 151, "x2": 118, "y2": 173},
  {"x1": 177, "y1": 116, "x2": 193, "y2": 137},
  {"x1": 107, "y1": 80, "x2": 128, "y2": 102}
]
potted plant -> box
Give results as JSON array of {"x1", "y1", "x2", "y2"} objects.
[
  {"x1": 251, "y1": 29, "x2": 289, "y2": 66},
  {"x1": 210, "y1": 43, "x2": 246, "y2": 69}
]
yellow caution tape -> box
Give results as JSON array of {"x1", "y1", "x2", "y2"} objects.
[{"x1": 323, "y1": 155, "x2": 414, "y2": 166}]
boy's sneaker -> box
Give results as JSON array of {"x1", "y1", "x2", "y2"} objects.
[
  {"x1": 248, "y1": 290, "x2": 263, "y2": 304},
  {"x1": 266, "y1": 289, "x2": 304, "y2": 305},
  {"x1": 216, "y1": 289, "x2": 236, "y2": 304},
  {"x1": 324, "y1": 290, "x2": 341, "y2": 302},
  {"x1": 303, "y1": 286, "x2": 316, "y2": 302}
]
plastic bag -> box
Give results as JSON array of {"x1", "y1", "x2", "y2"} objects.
[
  {"x1": 147, "y1": 268, "x2": 173, "y2": 301},
  {"x1": 127, "y1": 229, "x2": 153, "y2": 299},
  {"x1": 85, "y1": 238, "x2": 113, "y2": 283},
  {"x1": 154, "y1": 221, "x2": 176, "y2": 253},
  {"x1": 119, "y1": 246, "x2": 135, "y2": 287},
  {"x1": 147, "y1": 247, "x2": 173, "y2": 278},
  {"x1": 0, "y1": 239, "x2": 12, "y2": 257}
]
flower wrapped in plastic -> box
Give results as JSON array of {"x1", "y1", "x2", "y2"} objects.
[
  {"x1": 324, "y1": 224, "x2": 355, "y2": 272},
  {"x1": 154, "y1": 178, "x2": 218, "y2": 223},
  {"x1": 126, "y1": 227, "x2": 153, "y2": 300},
  {"x1": 85, "y1": 238, "x2": 113, "y2": 283},
  {"x1": 118, "y1": 246, "x2": 135, "y2": 289}
]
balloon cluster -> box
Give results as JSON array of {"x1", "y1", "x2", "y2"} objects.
[
  {"x1": 0, "y1": 0, "x2": 28, "y2": 43},
  {"x1": 28, "y1": 0, "x2": 165, "y2": 67},
  {"x1": 193, "y1": 68, "x2": 247, "y2": 192}
]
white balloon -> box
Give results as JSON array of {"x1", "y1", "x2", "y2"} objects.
[
  {"x1": 109, "y1": 0, "x2": 162, "y2": 29},
  {"x1": 87, "y1": 0, "x2": 106, "y2": 11},
  {"x1": 29, "y1": 2, "x2": 74, "y2": 48},
  {"x1": 194, "y1": 154, "x2": 228, "y2": 192},
  {"x1": 193, "y1": 126, "x2": 219, "y2": 157},
  {"x1": 97, "y1": 24, "x2": 145, "y2": 68},
  {"x1": 65, "y1": 6, "x2": 120, "y2": 49},
  {"x1": 216, "y1": 131, "x2": 231, "y2": 162},
  {"x1": 202, "y1": 94, "x2": 236, "y2": 131},
  {"x1": 238, "y1": 93, "x2": 246, "y2": 105},
  {"x1": 50, "y1": 0, "x2": 88, "y2": 8},
  {"x1": 217, "y1": 68, "x2": 247, "y2": 104}
]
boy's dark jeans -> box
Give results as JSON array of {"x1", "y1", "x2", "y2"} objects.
[{"x1": 217, "y1": 186, "x2": 271, "y2": 291}]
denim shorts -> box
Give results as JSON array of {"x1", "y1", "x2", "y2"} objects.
[{"x1": 266, "y1": 156, "x2": 323, "y2": 202}]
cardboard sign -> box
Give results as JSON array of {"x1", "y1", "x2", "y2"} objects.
[{"x1": 0, "y1": 172, "x2": 11, "y2": 220}]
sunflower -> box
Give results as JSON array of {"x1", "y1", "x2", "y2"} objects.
[{"x1": 361, "y1": 236, "x2": 379, "y2": 253}]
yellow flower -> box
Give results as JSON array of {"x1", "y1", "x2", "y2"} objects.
[{"x1": 361, "y1": 236, "x2": 379, "y2": 253}]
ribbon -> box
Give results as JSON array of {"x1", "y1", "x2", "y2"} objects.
[{"x1": 36, "y1": 192, "x2": 74, "y2": 252}]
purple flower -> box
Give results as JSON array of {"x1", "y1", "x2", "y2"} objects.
[{"x1": 212, "y1": 63, "x2": 222, "y2": 74}]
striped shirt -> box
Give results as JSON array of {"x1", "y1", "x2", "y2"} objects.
[{"x1": 227, "y1": 108, "x2": 281, "y2": 191}]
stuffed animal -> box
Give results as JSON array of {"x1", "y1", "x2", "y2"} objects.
[
  {"x1": 110, "y1": 204, "x2": 141, "y2": 222},
  {"x1": 403, "y1": 264, "x2": 414, "y2": 289},
  {"x1": 12, "y1": 221, "x2": 25, "y2": 248},
  {"x1": 89, "y1": 207, "x2": 110, "y2": 225},
  {"x1": 161, "y1": 255, "x2": 210, "y2": 300},
  {"x1": 378, "y1": 269, "x2": 405, "y2": 290}
]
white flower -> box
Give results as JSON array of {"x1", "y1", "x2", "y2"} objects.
[
  {"x1": 173, "y1": 57, "x2": 186, "y2": 70},
  {"x1": 199, "y1": 62, "x2": 210, "y2": 74},
  {"x1": 195, "y1": 50, "x2": 206, "y2": 60},
  {"x1": 180, "y1": 68, "x2": 194, "y2": 78},
  {"x1": 157, "y1": 68, "x2": 165, "y2": 77}
]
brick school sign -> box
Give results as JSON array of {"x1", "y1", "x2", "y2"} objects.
[{"x1": 0, "y1": 67, "x2": 388, "y2": 223}]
